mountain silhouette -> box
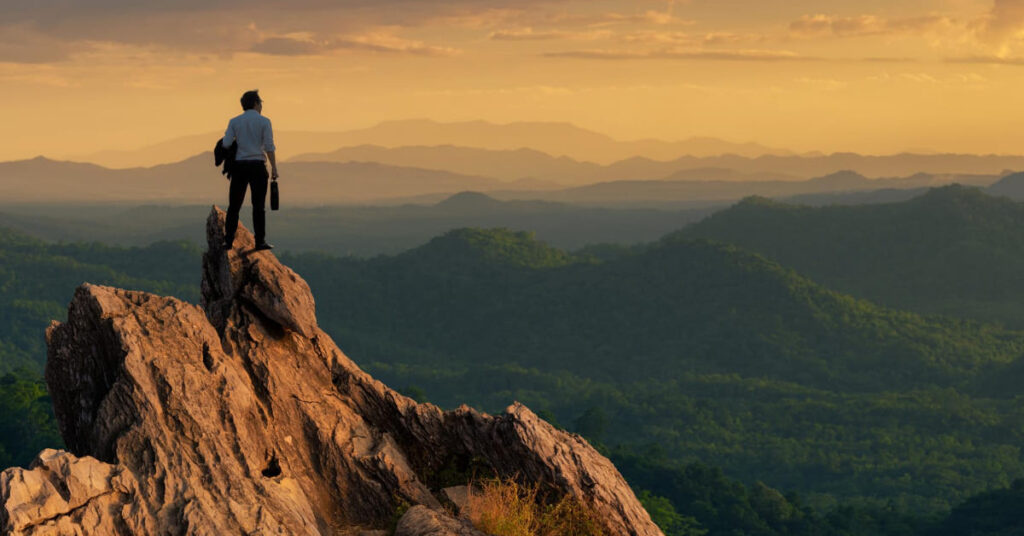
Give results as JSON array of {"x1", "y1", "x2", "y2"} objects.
[
  {"x1": 0, "y1": 155, "x2": 507, "y2": 204},
  {"x1": 67, "y1": 119, "x2": 790, "y2": 168},
  {"x1": 433, "y1": 191, "x2": 507, "y2": 210},
  {"x1": 289, "y1": 144, "x2": 598, "y2": 186},
  {"x1": 986, "y1": 171, "x2": 1024, "y2": 199}
]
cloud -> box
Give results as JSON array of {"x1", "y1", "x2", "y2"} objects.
[
  {"x1": 490, "y1": 28, "x2": 575, "y2": 41},
  {"x1": 786, "y1": 5, "x2": 1024, "y2": 57},
  {"x1": 0, "y1": 24, "x2": 75, "y2": 63},
  {"x1": 0, "y1": 0, "x2": 560, "y2": 62},
  {"x1": 430, "y1": 9, "x2": 528, "y2": 29},
  {"x1": 544, "y1": 48, "x2": 819, "y2": 61},
  {"x1": 946, "y1": 54, "x2": 1024, "y2": 64},
  {"x1": 331, "y1": 35, "x2": 461, "y2": 56},
  {"x1": 591, "y1": 10, "x2": 689, "y2": 26},
  {"x1": 544, "y1": 47, "x2": 916, "y2": 63},
  {"x1": 0, "y1": 13, "x2": 261, "y2": 62},
  {"x1": 859, "y1": 57, "x2": 918, "y2": 63},
  {"x1": 789, "y1": 13, "x2": 952, "y2": 39},
  {"x1": 2, "y1": 0, "x2": 572, "y2": 33},
  {"x1": 489, "y1": 26, "x2": 763, "y2": 49},
  {"x1": 539, "y1": 9, "x2": 693, "y2": 28},
  {"x1": 975, "y1": 0, "x2": 1024, "y2": 48},
  {"x1": 250, "y1": 37, "x2": 325, "y2": 56},
  {"x1": 620, "y1": 30, "x2": 764, "y2": 47},
  {"x1": 485, "y1": 5, "x2": 694, "y2": 43},
  {"x1": 489, "y1": 27, "x2": 612, "y2": 41},
  {"x1": 0, "y1": 40, "x2": 73, "y2": 64},
  {"x1": 790, "y1": 14, "x2": 884, "y2": 37},
  {"x1": 702, "y1": 32, "x2": 760, "y2": 46},
  {"x1": 250, "y1": 33, "x2": 460, "y2": 57}
]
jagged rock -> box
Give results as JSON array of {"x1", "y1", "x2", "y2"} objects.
[
  {"x1": 0, "y1": 207, "x2": 663, "y2": 535},
  {"x1": 0, "y1": 449, "x2": 139, "y2": 535},
  {"x1": 201, "y1": 208, "x2": 318, "y2": 337},
  {"x1": 394, "y1": 506, "x2": 487, "y2": 536}
]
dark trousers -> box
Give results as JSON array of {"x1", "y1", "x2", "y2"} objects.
[{"x1": 225, "y1": 160, "x2": 269, "y2": 244}]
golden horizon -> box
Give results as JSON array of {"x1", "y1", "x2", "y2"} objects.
[{"x1": 2, "y1": 0, "x2": 1024, "y2": 161}]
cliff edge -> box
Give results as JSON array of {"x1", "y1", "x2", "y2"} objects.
[{"x1": 0, "y1": 207, "x2": 661, "y2": 535}]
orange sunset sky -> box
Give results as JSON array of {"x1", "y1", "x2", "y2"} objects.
[{"x1": 4, "y1": 0, "x2": 1024, "y2": 162}]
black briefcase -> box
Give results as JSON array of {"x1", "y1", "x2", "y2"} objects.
[{"x1": 270, "y1": 179, "x2": 279, "y2": 211}]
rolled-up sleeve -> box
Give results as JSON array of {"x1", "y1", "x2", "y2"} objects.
[{"x1": 262, "y1": 119, "x2": 276, "y2": 152}]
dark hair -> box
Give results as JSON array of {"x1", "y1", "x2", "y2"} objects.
[{"x1": 240, "y1": 90, "x2": 261, "y2": 111}]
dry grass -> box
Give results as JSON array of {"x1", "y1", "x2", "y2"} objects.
[
  {"x1": 464, "y1": 478, "x2": 604, "y2": 536},
  {"x1": 537, "y1": 494, "x2": 604, "y2": 536}
]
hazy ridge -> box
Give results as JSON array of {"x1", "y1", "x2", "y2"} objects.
[
  {"x1": 65, "y1": 119, "x2": 793, "y2": 168},
  {"x1": 0, "y1": 153, "x2": 1008, "y2": 208}
]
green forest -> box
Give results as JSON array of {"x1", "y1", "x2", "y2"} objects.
[
  {"x1": 2, "y1": 188, "x2": 1024, "y2": 534},
  {"x1": 679, "y1": 185, "x2": 1024, "y2": 329},
  {"x1": 283, "y1": 227, "x2": 1024, "y2": 514}
]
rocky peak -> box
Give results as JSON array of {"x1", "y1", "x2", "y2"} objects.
[
  {"x1": 201, "y1": 208, "x2": 318, "y2": 338},
  {"x1": 0, "y1": 207, "x2": 662, "y2": 535}
]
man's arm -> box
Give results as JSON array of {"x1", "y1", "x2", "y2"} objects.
[
  {"x1": 267, "y1": 151, "x2": 278, "y2": 179},
  {"x1": 222, "y1": 120, "x2": 234, "y2": 148},
  {"x1": 263, "y1": 118, "x2": 277, "y2": 179}
]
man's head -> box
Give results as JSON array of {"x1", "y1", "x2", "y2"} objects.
[{"x1": 240, "y1": 90, "x2": 262, "y2": 111}]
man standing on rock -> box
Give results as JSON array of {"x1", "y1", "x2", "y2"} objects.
[{"x1": 221, "y1": 89, "x2": 278, "y2": 251}]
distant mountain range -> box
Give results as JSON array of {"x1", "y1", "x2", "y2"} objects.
[
  {"x1": 288, "y1": 145, "x2": 807, "y2": 186},
  {"x1": 65, "y1": 119, "x2": 792, "y2": 168},
  {"x1": 288, "y1": 144, "x2": 601, "y2": 185},
  {"x1": 1, "y1": 152, "x2": 1007, "y2": 208},
  {"x1": 0, "y1": 192, "x2": 712, "y2": 256},
  {"x1": 48, "y1": 119, "x2": 1024, "y2": 191},
  {"x1": 309, "y1": 120, "x2": 794, "y2": 164},
  {"x1": 0, "y1": 155, "x2": 506, "y2": 204},
  {"x1": 288, "y1": 142, "x2": 1024, "y2": 186},
  {"x1": 594, "y1": 153, "x2": 1024, "y2": 181},
  {"x1": 488, "y1": 170, "x2": 1001, "y2": 207}
]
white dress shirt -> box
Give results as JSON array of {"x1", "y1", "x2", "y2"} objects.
[{"x1": 222, "y1": 109, "x2": 276, "y2": 162}]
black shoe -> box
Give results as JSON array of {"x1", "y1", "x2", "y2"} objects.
[{"x1": 254, "y1": 242, "x2": 274, "y2": 251}]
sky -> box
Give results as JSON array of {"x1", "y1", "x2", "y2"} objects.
[{"x1": 3, "y1": 0, "x2": 1024, "y2": 161}]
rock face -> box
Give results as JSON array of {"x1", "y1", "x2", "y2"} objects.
[{"x1": 0, "y1": 208, "x2": 662, "y2": 536}]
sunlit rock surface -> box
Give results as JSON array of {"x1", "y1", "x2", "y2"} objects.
[{"x1": 0, "y1": 207, "x2": 662, "y2": 536}]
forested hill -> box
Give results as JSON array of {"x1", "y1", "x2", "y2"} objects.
[
  {"x1": 284, "y1": 228, "x2": 1024, "y2": 514},
  {"x1": 676, "y1": 185, "x2": 1024, "y2": 328},
  {"x1": 2, "y1": 224, "x2": 1024, "y2": 532},
  {"x1": 286, "y1": 227, "x2": 1023, "y2": 392},
  {"x1": 0, "y1": 227, "x2": 200, "y2": 373}
]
